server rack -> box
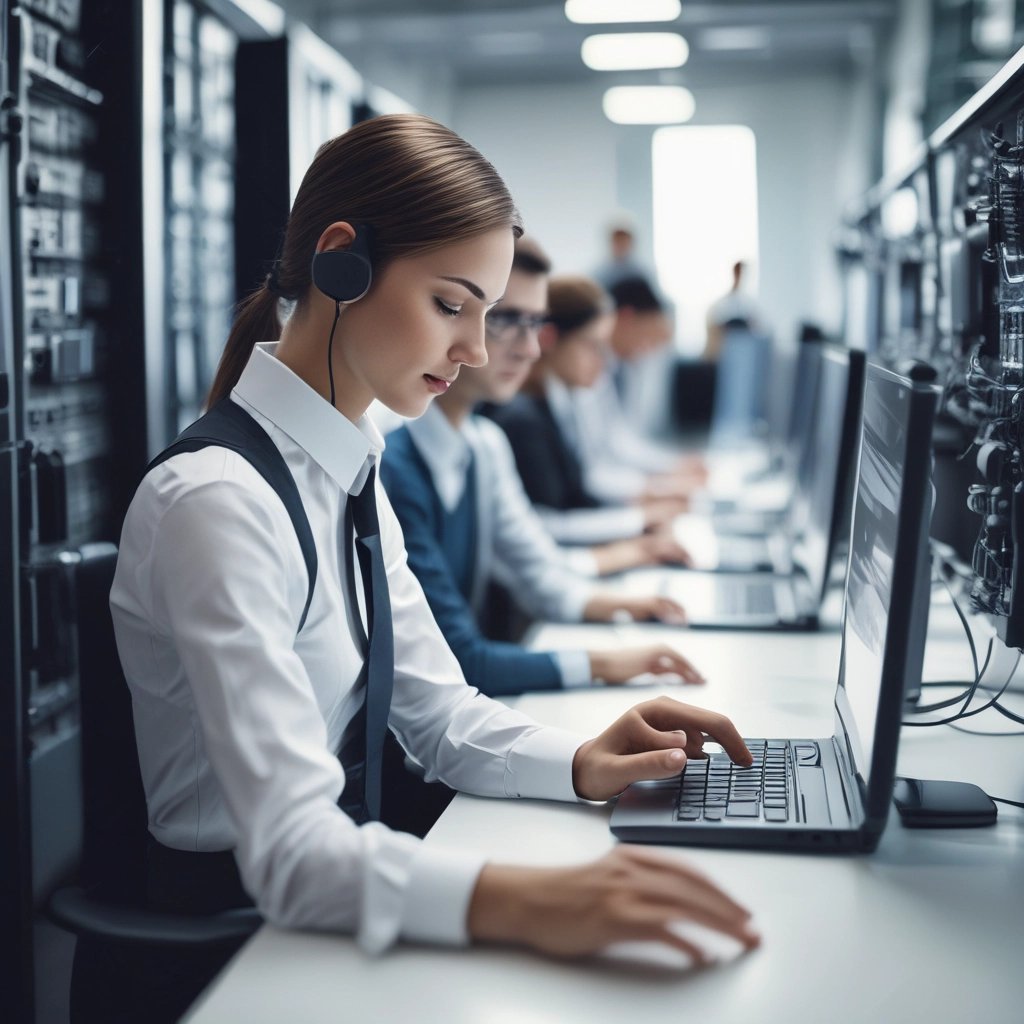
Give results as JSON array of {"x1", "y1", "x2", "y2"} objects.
[
  {"x1": 2, "y1": 3, "x2": 151, "y2": 1019},
  {"x1": 1, "y1": 2, "x2": 280, "y2": 1019},
  {"x1": 234, "y1": 23, "x2": 362, "y2": 303}
]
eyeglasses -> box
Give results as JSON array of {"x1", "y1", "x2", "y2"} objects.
[{"x1": 484, "y1": 308, "x2": 548, "y2": 343}]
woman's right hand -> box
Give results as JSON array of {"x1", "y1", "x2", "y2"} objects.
[
  {"x1": 467, "y1": 846, "x2": 760, "y2": 962},
  {"x1": 588, "y1": 644, "x2": 704, "y2": 685}
]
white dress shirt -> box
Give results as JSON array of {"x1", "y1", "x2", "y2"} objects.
[
  {"x1": 402, "y1": 405, "x2": 595, "y2": 686},
  {"x1": 110, "y1": 343, "x2": 584, "y2": 954},
  {"x1": 536, "y1": 376, "x2": 646, "y2": 545},
  {"x1": 573, "y1": 367, "x2": 681, "y2": 503}
]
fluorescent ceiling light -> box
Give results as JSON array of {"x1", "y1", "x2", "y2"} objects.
[
  {"x1": 697, "y1": 26, "x2": 771, "y2": 51},
  {"x1": 582, "y1": 32, "x2": 689, "y2": 71},
  {"x1": 603, "y1": 85, "x2": 695, "y2": 124},
  {"x1": 565, "y1": 0, "x2": 681, "y2": 25}
]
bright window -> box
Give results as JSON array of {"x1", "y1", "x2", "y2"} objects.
[{"x1": 652, "y1": 125, "x2": 760, "y2": 355}]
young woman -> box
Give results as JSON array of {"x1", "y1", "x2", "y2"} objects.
[{"x1": 89, "y1": 115, "x2": 758, "y2": 1022}]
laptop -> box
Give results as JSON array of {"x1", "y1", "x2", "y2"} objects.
[
  {"x1": 680, "y1": 345, "x2": 864, "y2": 575},
  {"x1": 625, "y1": 345, "x2": 863, "y2": 628},
  {"x1": 610, "y1": 361, "x2": 940, "y2": 851}
]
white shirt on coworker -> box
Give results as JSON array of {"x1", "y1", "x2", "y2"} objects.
[
  {"x1": 402, "y1": 404, "x2": 595, "y2": 686},
  {"x1": 533, "y1": 375, "x2": 646, "y2": 545},
  {"x1": 110, "y1": 342, "x2": 584, "y2": 954},
  {"x1": 573, "y1": 366, "x2": 681, "y2": 503}
]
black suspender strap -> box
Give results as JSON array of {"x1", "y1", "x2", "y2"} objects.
[{"x1": 146, "y1": 399, "x2": 318, "y2": 632}]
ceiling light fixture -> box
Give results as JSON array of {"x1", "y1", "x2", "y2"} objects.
[
  {"x1": 602, "y1": 85, "x2": 695, "y2": 124},
  {"x1": 565, "y1": 0, "x2": 682, "y2": 26},
  {"x1": 582, "y1": 32, "x2": 689, "y2": 71}
]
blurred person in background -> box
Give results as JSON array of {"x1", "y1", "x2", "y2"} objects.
[{"x1": 381, "y1": 237, "x2": 700, "y2": 700}]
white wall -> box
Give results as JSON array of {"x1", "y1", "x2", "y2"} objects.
[
  {"x1": 453, "y1": 69, "x2": 877, "y2": 350},
  {"x1": 454, "y1": 82, "x2": 622, "y2": 276}
]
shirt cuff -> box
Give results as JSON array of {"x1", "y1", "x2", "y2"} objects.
[
  {"x1": 504, "y1": 725, "x2": 587, "y2": 802},
  {"x1": 539, "y1": 506, "x2": 646, "y2": 545},
  {"x1": 587, "y1": 463, "x2": 647, "y2": 503},
  {"x1": 556, "y1": 577, "x2": 595, "y2": 623},
  {"x1": 553, "y1": 648, "x2": 593, "y2": 688},
  {"x1": 563, "y1": 547, "x2": 600, "y2": 578},
  {"x1": 400, "y1": 844, "x2": 487, "y2": 947}
]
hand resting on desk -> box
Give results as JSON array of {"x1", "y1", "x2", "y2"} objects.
[
  {"x1": 467, "y1": 698, "x2": 759, "y2": 963},
  {"x1": 587, "y1": 644, "x2": 705, "y2": 686},
  {"x1": 584, "y1": 593, "x2": 689, "y2": 627}
]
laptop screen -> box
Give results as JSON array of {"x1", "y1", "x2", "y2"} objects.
[{"x1": 836, "y1": 366, "x2": 922, "y2": 786}]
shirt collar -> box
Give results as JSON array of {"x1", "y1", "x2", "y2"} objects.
[
  {"x1": 543, "y1": 375, "x2": 581, "y2": 452},
  {"x1": 543, "y1": 374, "x2": 574, "y2": 422},
  {"x1": 231, "y1": 342, "x2": 384, "y2": 495},
  {"x1": 406, "y1": 403, "x2": 474, "y2": 512}
]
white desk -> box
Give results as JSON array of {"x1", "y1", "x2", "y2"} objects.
[{"x1": 186, "y1": 604, "x2": 1024, "y2": 1024}]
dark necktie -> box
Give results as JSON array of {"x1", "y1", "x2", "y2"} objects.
[
  {"x1": 337, "y1": 464, "x2": 394, "y2": 823},
  {"x1": 611, "y1": 361, "x2": 627, "y2": 401}
]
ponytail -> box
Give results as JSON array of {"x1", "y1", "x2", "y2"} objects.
[{"x1": 207, "y1": 279, "x2": 283, "y2": 407}]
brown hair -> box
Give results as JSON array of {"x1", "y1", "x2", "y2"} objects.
[
  {"x1": 511, "y1": 235, "x2": 551, "y2": 276},
  {"x1": 208, "y1": 114, "x2": 523, "y2": 406},
  {"x1": 545, "y1": 274, "x2": 613, "y2": 338}
]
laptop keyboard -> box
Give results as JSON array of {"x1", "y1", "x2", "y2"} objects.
[
  {"x1": 676, "y1": 740, "x2": 793, "y2": 823},
  {"x1": 716, "y1": 582, "x2": 777, "y2": 617}
]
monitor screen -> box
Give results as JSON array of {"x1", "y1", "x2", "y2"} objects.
[
  {"x1": 791, "y1": 347, "x2": 851, "y2": 599},
  {"x1": 837, "y1": 369, "x2": 913, "y2": 784},
  {"x1": 785, "y1": 341, "x2": 823, "y2": 455}
]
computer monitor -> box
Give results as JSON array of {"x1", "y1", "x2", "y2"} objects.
[
  {"x1": 835, "y1": 362, "x2": 938, "y2": 828},
  {"x1": 784, "y1": 337, "x2": 823, "y2": 454},
  {"x1": 791, "y1": 345, "x2": 865, "y2": 603}
]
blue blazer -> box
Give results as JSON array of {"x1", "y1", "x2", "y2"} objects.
[{"x1": 380, "y1": 426, "x2": 562, "y2": 696}]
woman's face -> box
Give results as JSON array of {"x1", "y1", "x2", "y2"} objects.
[
  {"x1": 548, "y1": 312, "x2": 614, "y2": 390},
  {"x1": 330, "y1": 227, "x2": 514, "y2": 419}
]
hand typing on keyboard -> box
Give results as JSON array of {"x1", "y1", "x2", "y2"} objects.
[{"x1": 570, "y1": 696, "x2": 752, "y2": 802}]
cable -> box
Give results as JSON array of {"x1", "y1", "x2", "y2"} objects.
[
  {"x1": 327, "y1": 300, "x2": 341, "y2": 408},
  {"x1": 992, "y1": 701, "x2": 1024, "y2": 726},
  {"x1": 949, "y1": 724, "x2": 1024, "y2": 736},
  {"x1": 991, "y1": 796, "x2": 1024, "y2": 809},
  {"x1": 942, "y1": 570, "x2": 980, "y2": 684},
  {"x1": 911, "y1": 638, "x2": 994, "y2": 713},
  {"x1": 904, "y1": 651, "x2": 1021, "y2": 728}
]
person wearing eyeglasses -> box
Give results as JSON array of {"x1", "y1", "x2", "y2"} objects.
[{"x1": 379, "y1": 237, "x2": 702, "y2": 698}]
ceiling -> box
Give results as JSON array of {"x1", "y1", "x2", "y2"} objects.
[{"x1": 274, "y1": 1, "x2": 901, "y2": 87}]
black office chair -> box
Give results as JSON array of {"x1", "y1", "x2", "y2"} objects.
[{"x1": 45, "y1": 542, "x2": 260, "y2": 1019}]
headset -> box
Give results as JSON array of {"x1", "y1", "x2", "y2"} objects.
[
  {"x1": 310, "y1": 224, "x2": 375, "y2": 407},
  {"x1": 311, "y1": 223, "x2": 375, "y2": 304}
]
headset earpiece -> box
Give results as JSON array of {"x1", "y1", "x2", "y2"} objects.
[{"x1": 311, "y1": 223, "x2": 374, "y2": 304}]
